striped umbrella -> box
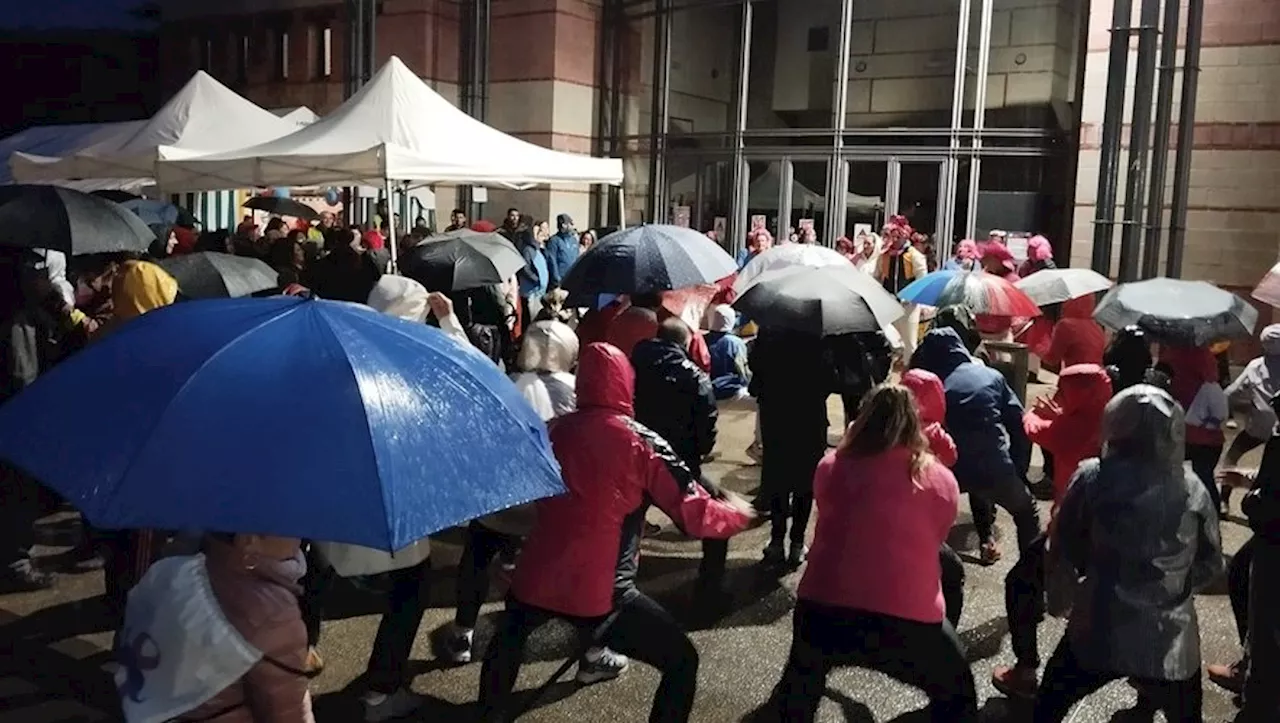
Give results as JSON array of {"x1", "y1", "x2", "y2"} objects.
[
  {"x1": 561, "y1": 224, "x2": 737, "y2": 297},
  {"x1": 898, "y1": 270, "x2": 1041, "y2": 318}
]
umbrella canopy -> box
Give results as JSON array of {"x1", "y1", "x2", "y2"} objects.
[
  {"x1": 898, "y1": 270, "x2": 1041, "y2": 318},
  {"x1": 561, "y1": 224, "x2": 737, "y2": 297},
  {"x1": 0, "y1": 185, "x2": 156, "y2": 256},
  {"x1": 1015, "y1": 267, "x2": 1113, "y2": 307},
  {"x1": 119, "y1": 198, "x2": 198, "y2": 229},
  {"x1": 159, "y1": 252, "x2": 280, "y2": 299},
  {"x1": 1094, "y1": 277, "x2": 1258, "y2": 346},
  {"x1": 243, "y1": 196, "x2": 320, "y2": 221},
  {"x1": 733, "y1": 244, "x2": 851, "y2": 296},
  {"x1": 733, "y1": 264, "x2": 904, "y2": 336},
  {"x1": 399, "y1": 229, "x2": 526, "y2": 292},
  {"x1": 0, "y1": 297, "x2": 564, "y2": 550},
  {"x1": 1251, "y1": 260, "x2": 1280, "y2": 307}
]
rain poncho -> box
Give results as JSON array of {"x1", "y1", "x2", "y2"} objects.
[
  {"x1": 366, "y1": 275, "x2": 469, "y2": 347},
  {"x1": 1225, "y1": 323, "x2": 1280, "y2": 439},
  {"x1": 1055, "y1": 385, "x2": 1224, "y2": 681},
  {"x1": 1044, "y1": 294, "x2": 1106, "y2": 368},
  {"x1": 112, "y1": 261, "x2": 178, "y2": 322},
  {"x1": 901, "y1": 368, "x2": 957, "y2": 467}
]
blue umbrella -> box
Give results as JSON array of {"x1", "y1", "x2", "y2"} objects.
[
  {"x1": 560, "y1": 224, "x2": 737, "y2": 297},
  {"x1": 118, "y1": 198, "x2": 198, "y2": 229},
  {"x1": 0, "y1": 297, "x2": 564, "y2": 551}
]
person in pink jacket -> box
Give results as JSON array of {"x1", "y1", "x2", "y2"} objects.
[
  {"x1": 770, "y1": 385, "x2": 976, "y2": 723},
  {"x1": 901, "y1": 369, "x2": 958, "y2": 467},
  {"x1": 478, "y1": 342, "x2": 753, "y2": 723}
]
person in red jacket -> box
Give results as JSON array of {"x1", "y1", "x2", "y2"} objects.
[
  {"x1": 478, "y1": 342, "x2": 753, "y2": 723},
  {"x1": 992, "y1": 364, "x2": 1112, "y2": 699},
  {"x1": 605, "y1": 293, "x2": 712, "y2": 372},
  {"x1": 1043, "y1": 295, "x2": 1106, "y2": 370}
]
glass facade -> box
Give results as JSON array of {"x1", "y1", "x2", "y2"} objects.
[{"x1": 600, "y1": 0, "x2": 1086, "y2": 259}]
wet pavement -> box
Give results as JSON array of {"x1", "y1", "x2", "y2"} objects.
[{"x1": 0, "y1": 388, "x2": 1255, "y2": 722}]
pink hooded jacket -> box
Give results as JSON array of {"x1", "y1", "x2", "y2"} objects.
[{"x1": 901, "y1": 369, "x2": 958, "y2": 468}]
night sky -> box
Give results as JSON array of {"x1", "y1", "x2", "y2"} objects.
[{"x1": 1, "y1": 0, "x2": 145, "y2": 30}]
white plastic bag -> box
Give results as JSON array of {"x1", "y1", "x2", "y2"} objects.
[
  {"x1": 117, "y1": 555, "x2": 262, "y2": 723},
  {"x1": 1185, "y1": 382, "x2": 1229, "y2": 430}
]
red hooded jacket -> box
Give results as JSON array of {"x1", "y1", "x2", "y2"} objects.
[
  {"x1": 510, "y1": 343, "x2": 751, "y2": 618},
  {"x1": 1024, "y1": 363, "x2": 1112, "y2": 510},
  {"x1": 901, "y1": 369, "x2": 957, "y2": 468},
  {"x1": 1044, "y1": 295, "x2": 1106, "y2": 368},
  {"x1": 1160, "y1": 345, "x2": 1226, "y2": 447},
  {"x1": 605, "y1": 305, "x2": 711, "y2": 372}
]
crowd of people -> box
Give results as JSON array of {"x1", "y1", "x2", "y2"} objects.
[{"x1": 0, "y1": 205, "x2": 1275, "y2": 723}]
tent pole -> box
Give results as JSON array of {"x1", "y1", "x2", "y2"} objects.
[
  {"x1": 617, "y1": 186, "x2": 626, "y2": 230},
  {"x1": 384, "y1": 178, "x2": 398, "y2": 273}
]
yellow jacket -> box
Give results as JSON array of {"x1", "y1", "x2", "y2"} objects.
[{"x1": 112, "y1": 260, "x2": 178, "y2": 322}]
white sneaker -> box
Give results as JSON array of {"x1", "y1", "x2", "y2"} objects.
[
  {"x1": 576, "y1": 646, "x2": 629, "y2": 685},
  {"x1": 361, "y1": 688, "x2": 425, "y2": 722}
]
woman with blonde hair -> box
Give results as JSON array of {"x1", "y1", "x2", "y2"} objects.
[{"x1": 770, "y1": 385, "x2": 975, "y2": 723}]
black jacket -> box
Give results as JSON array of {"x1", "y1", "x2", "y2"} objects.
[
  {"x1": 631, "y1": 338, "x2": 718, "y2": 476},
  {"x1": 1246, "y1": 432, "x2": 1280, "y2": 543}
]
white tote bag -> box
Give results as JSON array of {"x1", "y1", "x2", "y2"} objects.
[{"x1": 117, "y1": 555, "x2": 262, "y2": 723}]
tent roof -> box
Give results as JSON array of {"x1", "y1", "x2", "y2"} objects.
[
  {"x1": 0, "y1": 120, "x2": 150, "y2": 190},
  {"x1": 10, "y1": 71, "x2": 298, "y2": 183},
  {"x1": 156, "y1": 56, "x2": 624, "y2": 192},
  {"x1": 272, "y1": 107, "x2": 319, "y2": 127}
]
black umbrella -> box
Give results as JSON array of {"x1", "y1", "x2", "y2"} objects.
[
  {"x1": 399, "y1": 229, "x2": 526, "y2": 291},
  {"x1": 733, "y1": 264, "x2": 904, "y2": 336},
  {"x1": 1094, "y1": 277, "x2": 1258, "y2": 345},
  {"x1": 90, "y1": 189, "x2": 143, "y2": 204},
  {"x1": 243, "y1": 196, "x2": 320, "y2": 222},
  {"x1": 0, "y1": 184, "x2": 155, "y2": 256},
  {"x1": 560, "y1": 224, "x2": 737, "y2": 297},
  {"x1": 159, "y1": 252, "x2": 280, "y2": 299}
]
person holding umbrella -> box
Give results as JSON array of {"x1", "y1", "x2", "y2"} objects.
[{"x1": 478, "y1": 342, "x2": 753, "y2": 723}]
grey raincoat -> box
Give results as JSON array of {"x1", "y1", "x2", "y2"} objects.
[{"x1": 1056, "y1": 384, "x2": 1224, "y2": 681}]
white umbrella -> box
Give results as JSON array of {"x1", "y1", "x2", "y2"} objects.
[
  {"x1": 1015, "y1": 268, "x2": 1113, "y2": 307},
  {"x1": 733, "y1": 244, "x2": 851, "y2": 296}
]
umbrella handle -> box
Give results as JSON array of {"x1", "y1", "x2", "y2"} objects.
[{"x1": 504, "y1": 609, "x2": 621, "y2": 721}]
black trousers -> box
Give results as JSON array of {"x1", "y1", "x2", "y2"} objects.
[
  {"x1": 0, "y1": 465, "x2": 39, "y2": 575},
  {"x1": 1186, "y1": 443, "x2": 1224, "y2": 512},
  {"x1": 1005, "y1": 534, "x2": 1048, "y2": 668},
  {"x1": 456, "y1": 521, "x2": 521, "y2": 629},
  {"x1": 1239, "y1": 539, "x2": 1280, "y2": 722},
  {"x1": 1230, "y1": 536, "x2": 1256, "y2": 645},
  {"x1": 1034, "y1": 639, "x2": 1202, "y2": 723},
  {"x1": 300, "y1": 553, "x2": 432, "y2": 695},
  {"x1": 939, "y1": 543, "x2": 965, "y2": 629},
  {"x1": 479, "y1": 591, "x2": 699, "y2": 723},
  {"x1": 772, "y1": 600, "x2": 977, "y2": 723}
]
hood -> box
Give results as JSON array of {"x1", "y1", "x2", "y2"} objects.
[
  {"x1": 901, "y1": 369, "x2": 946, "y2": 424},
  {"x1": 1261, "y1": 323, "x2": 1280, "y2": 357},
  {"x1": 954, "y1": 239, "x2": 978, "y2": 260},
  {"x1": 367, "y1": 275, "x2": 429, "y2": 322},
  {"x1": 1102, "y1": 384, "x2": 1186, "y2": 470},
  {"x1": 708, "y1": 304, "x2": 736, "y2": 332},
  {"x1": 910, "y1": 327, "x2": 973, "y2": 378},
  {"x1": 1061, "y1": 293, "x2": 1096, "y2": 319},
  {"x1": 576, "y1": 342, "x2": 635, "y2": 415},
  {"x1": 38, "y1": 249, "x2": 75, "y2": 308},
  {"x1": 1159, "y1": 344, "x2": 1218, "y2": 405},
  {"x1": 1056, "y1": 363, "x2": 1113, "y2": 412},
  {"x1": 112, "y1": 260, "x2": 178, "y2": 322},
  {"x1": 518, "y1": 320, "x2": 579, "y2": 374},
  {"x1": 1026, "y1": 235, "x2": 1053, "y2": 262}
]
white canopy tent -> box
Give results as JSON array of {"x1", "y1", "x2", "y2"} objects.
[
  {"x1": 0, "y1": 120, "x2": 148, "y2": 190},
  {"x1": 746, "y1": 163, "x2": 883, "y2": 214},
  {"x1": 154, "y1": 56, "x2": 625, "y2": 192},
  {"x1": 273, "y1": 106, "x2": 320, "y2": 128},
  {"x1": 10, "y1": 71, "x2": 299, "y2": 185}
]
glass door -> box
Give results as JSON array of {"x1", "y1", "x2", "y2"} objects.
[{"x1": 894, "y1": 161, "x2": 945, "y2": 270}]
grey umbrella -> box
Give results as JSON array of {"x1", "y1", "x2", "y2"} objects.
[
  {"x1": 732, "y1": 264, "x2": 904, "y2": 336},
  {"x1": 1016, "y1": 268, "x2": 1113, "y2": 306},
  {"x1": 1094, "y1": 277, "x2": 1258, "y2": 345},
  {"x1": 160, "y1": 252, "x2": 281, "y2": 298}
]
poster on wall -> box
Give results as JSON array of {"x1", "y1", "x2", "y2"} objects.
[
  {"x1": 672, "y1": 206, "x2": 691, "y2": 228},
  {"x1": 853, "y1": 223, "x2": 873, "y2": 238},
  {"x1": 713, "y1": 216, "x2": 727, "y2": 241},
  {"x1": 1005, "y1": 232, "x2": 1032, "y2": 265},
  {"x1": 798, "y1": 218, "x2": 814, "y2": 240},
  {"x1": 750, "y1": 215, "x2": 767, "y2": 232}
]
